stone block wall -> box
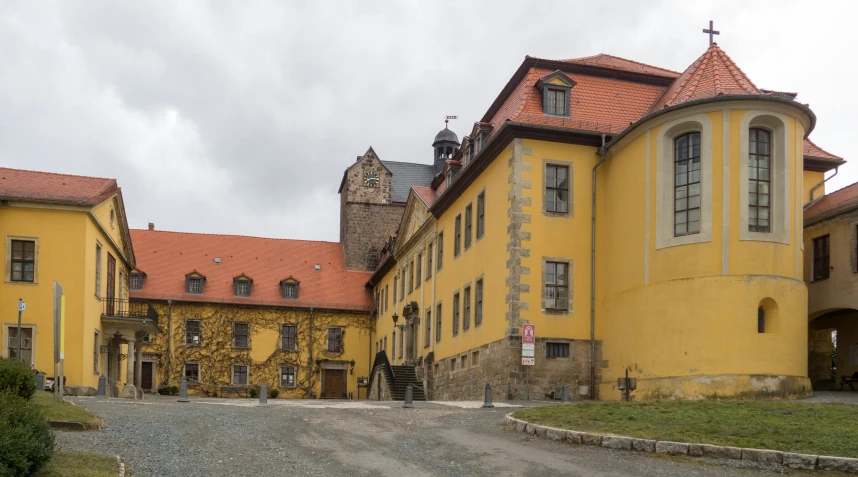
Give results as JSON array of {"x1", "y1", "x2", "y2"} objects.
[
  {"x1": 367, "y1": 366, "x2": 392, "y2": 401},
  {"x1": 341, "y1": 202, "x2": 405, "y2": 271}
]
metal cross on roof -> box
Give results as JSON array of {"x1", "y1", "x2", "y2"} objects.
[{"x1": 703, "y1": 20, "x2": 720, "y2": 46}]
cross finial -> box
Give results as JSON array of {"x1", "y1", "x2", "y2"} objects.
[{"x1": 703, "y1": 20, "x2": 720, "y2": 46}]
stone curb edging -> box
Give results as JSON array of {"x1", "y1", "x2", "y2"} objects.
[
  {"x1": 504, "y1": 414, "x2": 858, "y2": 473},
  {"x1": 116, "y1": 456, "x2": 126, "y2": 477}
]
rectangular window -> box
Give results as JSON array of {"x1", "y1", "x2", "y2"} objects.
[
  {"x1": 383, "y1": 336, "x2": 387, "y2": 352},
  {"x1": 384, "y1": 285, "x2": 389, "y2": 313},
  {"x1": 424, "y1": 309, "x2": 431, "y2": 347},
  {"x1": 463, "y1": 286, "x2": 471, "y2": 331},
  {"x1": 435, "y1": 303, "x2": 442, "y2": 342},
  {"x1": 129, "y1": 273, "x2": 143, "y2": 291},
  {"x1": 449, "y1": 358, "x2": 456, "y2": 372},
  {"x1": 185, "y1": 363, "x2": 200, "y2": 382},
  {"x1": 282, "y1": 282, "x2": 299, "y2": 299},
  {"x1": 813, "y1": 235, "x2": 830, "y2": 281},
  {"x1": 400, "y1": 270, "x2": 406, "y2": 300},
  {"x1": 546, "y1": 343, "x2": 570, "y2": 358},
  {"x1": 472, "y1": 351, "x2": 480, "y2": 366},
  {"x1": 11, "y1": 240, "x2": 36, "y2": 282},
  {"x1": 454, "y1": 215, "x2": 462, "y2": 256},
  {"x1": 674, "y1": 132, "x2": 702, "y2": 237},
  {"x1": 452, "y1": 292, "x2": 460, "y2": 336},
  {"x1": 416, "y1": 253, "x2": 422, "y2": 288},
  {"x1": 460, "y1": 355, "x2": 467, "y2": 370},
  {"x1": 6, "y1": 327, "x2": 33, "y2": 364},
  {"x1": 392, "y1": 330, "x2": 396, "y2": 359},
  {"x1": 187, "y1": 277, "x2": 203, "y2": 294},
  {"x1": 281, "y1": 325, "x2": 297, "y2": 351},
  {"x1": 327, "y1": 328, "x2": 343, "y2": 353},
  {"x1": 476, "y1": 192, "x2": 486, "y2": 239},
  {"x1": 427, "y1": 244, "x2": 434, "y2": 278},
  {"x1": 281, "y1": 366, "x2": 296, "y2": 387},
  {"x1": 95, "y1": 243, "x2": 102, "y2": 295},
  {"x1": 757, "y1": 308, "x2": 765, "y2": 334},
  {"x1": 393, "y1": 276, "x2": 398, "y2": 305},
  {"x1": 399, "y1": 328, "x2": 403, "y2": 358},
  {"x1": 545, "y1": 262, "x2": 569, "y2": 311},
  {"x1": 437, "y1": 232, "x2": 444, "y2": 270},
  {"x1": 475, "y1": 279, "x2": 483, "y2": 326},
  {"x1": 408, "y1": 260, "x2": 414, "y2": 293},
  {"x1": 545, "y1": 165, "x2": 569, "y2": 213},
  {"x1": 235, "y1": 280, "x2": 250, "y2": 297},
  {"x1": 93, "y1": 330, "x2": 100, "y2": 374},
  {"x1": 232, "y1": 365, "x2": 248, "y2": 385},
  {"x1": 233, "y1": 323, "x2": 249, "y2": 348},
  {"x1": 748, "y1": 128, "x2": 771, "y2": 233},
  {"x1": 465, "y1": 204, "x2": 473, "y2": 249},
  {"x1": 185, "y1": 320, "x2": 201, "y2": 345},
  {"x1": 546, "y1": 88, "x2": 567, "y2": 115}
]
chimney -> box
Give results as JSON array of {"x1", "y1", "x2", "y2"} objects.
[{"x1": 148, "y1": 222, "x2": 155, "y2": 231}]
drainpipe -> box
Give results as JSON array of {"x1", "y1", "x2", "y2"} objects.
[
  {"x1": 804, "y1": 167, "x2": 839, "y2": 211},
  {"x1": 590, "y1": 134, "x2": 608, "y2": 400},
  {"x1": 166, "y1": 299, "x2": 172, "y2": 386},
  {"x1": 307, "y1": 307, "x2": 314, "y2": 399},
  {"x1": 368, "y1": 310, "x2": 374, "y2": 397}
]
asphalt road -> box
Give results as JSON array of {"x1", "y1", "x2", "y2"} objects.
[{"x1": 56, "y1": 396, "x2": 830, "y2": 477}]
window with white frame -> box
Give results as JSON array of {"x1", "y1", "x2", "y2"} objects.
[
  {"x1": 674, "y1": 132, "x2": 702, "y2": 237},
  {"x1": 281, "y1": 366, "x2": 296, "y2": 387}
]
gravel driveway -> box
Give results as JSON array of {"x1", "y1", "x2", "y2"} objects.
[{"x1": 57, "y1": 396, "x2": 827, "y2": 477}]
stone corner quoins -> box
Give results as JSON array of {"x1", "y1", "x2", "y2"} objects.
[{"x1": 503, "y1": 414, "x2": 858, "y2": 473}]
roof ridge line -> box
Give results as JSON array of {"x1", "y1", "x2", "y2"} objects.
[
  {"x1": 131, "y1": 228, "x2": 344, "y2": 245},
  {"x1": 0, "y1": 166, "x2": 116, "y2": 183}
]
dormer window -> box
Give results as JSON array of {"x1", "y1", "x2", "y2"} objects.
[
  {"x1": 281, "y1": 278, "x2": 300, "y2": 300},
  {"x1": 129, "y1": 272, "x2": 144, "y2": 291},
  {"x1": 234, "y1": 275, "x2": 252, "y2": 297},
  {"x1": 536, "y1": 70, "x2": 576, "y2": 118},
  {"x1": 185, "y1": 271, "x2": 206, "y2": 294}
]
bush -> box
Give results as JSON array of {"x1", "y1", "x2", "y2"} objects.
[
  {"x1": 0, "y1": 392, "x2": 55, "y2": 476},
  {"x1": 157, "y1": 385, "x2": 176, "y2": 396},
  {"x1": 170, "y1": 386, "x2": 179, "y2": 395},
  {"x1": 248, "y1": 388, "x2": 257, "y2": 399},
  {"x1": 0, "y1": 357, "x2": 36, "y2": 400},
  {"x1": 269, "y1": 388, "x2": 279, "y2": 399}
]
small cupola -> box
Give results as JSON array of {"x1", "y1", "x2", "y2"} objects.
[{"x1": 535, "y1": 70, "x2": 576, "y2": 117}]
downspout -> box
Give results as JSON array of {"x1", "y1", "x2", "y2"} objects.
[
  {"x1": 166, "y1": 299, "x2": 172, "y2": 386},
  {"x1": 804, "y1": 167, "x2": 839, "y2": 211},
  {"x1": 368, "y1": 310, "x2": 374, "y2": 399},
  {"x1": 590, "y1": 134, "x2": 608, "y2": 400},
  {"x1": 307, "y1": 307, "x2": 314, "y2": 399}
]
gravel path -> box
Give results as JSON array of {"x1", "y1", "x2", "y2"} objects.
[
  {"x1": 801, "y1": 391, "x2": 858, "y2": 404},
  {"x1": 56, "y1": 396, "x2": 829, "y2": 477}
]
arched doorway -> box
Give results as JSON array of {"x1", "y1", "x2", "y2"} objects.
[{"x1": 809, "y1": 308, "x2": 858, "y2": 391}]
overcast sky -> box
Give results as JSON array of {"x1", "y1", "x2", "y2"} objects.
[{"x1": 1, "y1": 1, "x2": 854, "y2": 241}]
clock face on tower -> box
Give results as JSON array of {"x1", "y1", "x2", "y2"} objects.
[{"x1": 363, "y1": 171, "x2": 380, "y2": 187}]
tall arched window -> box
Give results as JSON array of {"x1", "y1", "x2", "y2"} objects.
[
  {"x1": 674, "y1": 132, "x2": 701, "y2": 237},
  {"x1": 749, "y1": 128, "x2": 771, "y2": 233}
]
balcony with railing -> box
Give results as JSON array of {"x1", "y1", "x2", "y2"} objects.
[{"x1": 101, "y1": 298, "x2": 159, "y2": 327}]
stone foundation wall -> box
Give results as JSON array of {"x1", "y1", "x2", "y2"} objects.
[
  {"x1": 367, "y1": 366, "x2": 392, "y2": 401},
  {"x1": 429, "y1": 336, "x2": 601, "y2": 401}
]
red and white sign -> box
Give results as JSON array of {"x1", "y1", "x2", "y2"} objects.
[
  {"x1": 522, "y1": 324, "x2": 535, "y2": 344},
  {"x1": 522, "y1": 357, "x2": 535, "y2": 366}
]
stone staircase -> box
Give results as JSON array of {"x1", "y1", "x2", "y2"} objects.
[{"x1": 390, "y1": 365, "x2": 426, "y2": 401}]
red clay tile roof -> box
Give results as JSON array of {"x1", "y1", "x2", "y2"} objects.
[
  {"x1": 129, "y1": 229, "x2": 373, "y2": 311},
  {"x1": 411, "y1": 186, "x2": 437, "y2": 208},
  {"x1": 651, "y1": 43, "x2": 760, "y2": 111},
  {"x1": 562, "y1": 53, "x2": 681, "y2": 79},
  {"x1": 805, "y1": 181, "x2": 858, "y2": 225},
  {"x1": 0, "y1": 167, "x2": 119, "y2": 206},
  {"x1": 804, "y1": 138, "x2": 843, "y2": 160}
]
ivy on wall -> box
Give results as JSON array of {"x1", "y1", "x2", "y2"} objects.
[{"x1": 142, "y1": 302, "x2": 371, "y2": 398}]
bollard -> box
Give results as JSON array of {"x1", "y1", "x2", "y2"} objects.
[
  {"x1": 482, "y1": 383, "x2": 494, "y2": 408},
  {"x1": 177, "y1": 377, "x2": 190, "y2": 403},
  {"x1": 259, "y1": 383, "x2": 268, "y2": 406},
  {"x1": 35, "y1": 372, "x2": 45, "y2": 393},
  {"x1": 561, "y1": 383, "x2": 569, "y2": 403},
  {"x1": 96, "y1": 375, "x2": 107, "y2": 397},
  {"x1": 403, "y1": 384, "x2": 414, "y2": 408}
]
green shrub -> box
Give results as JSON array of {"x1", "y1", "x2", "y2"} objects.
[
  {"x1": 157, "y1": 385, "x2": 172, "y2": 396},
  {"x1": 170, "y1": 386, "x2": 179, "y2": 395},
  {"x1": 249, "y1": 388, "x2": 257, "y2": 399},
  {"x1": 0, "y1": 392, "x2": 55, "y2": 476},
  {"x1": 269, "y1": 388, "x2": 279, "y2": 399},
  {"x1": 0, "y1": 357, "x2": 36, "y2": 400}
]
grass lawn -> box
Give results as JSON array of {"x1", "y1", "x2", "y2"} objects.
[
  {"x1": 31, "y1": 391, "x2": 101, "y2": 430},
  {"x1": 513, "y1": 400, "x2": 858, "y2": 458},
  {"x1": 35, "y1": 451, "x2": 120, "y2": 477}
]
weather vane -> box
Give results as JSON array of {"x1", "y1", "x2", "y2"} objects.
[
  {"x1": 445, "y1": 115, "x2": 457, "y2": 128},
  {"x1": 703, "y1": 20, "x2": 720, "y2": 46}
]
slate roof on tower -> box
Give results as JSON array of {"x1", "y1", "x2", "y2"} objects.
[
  {"x1": 381, "y1": 161, "x2": 435, "y2": 204},
  {"x1": 129, "y1": 229, "x2": 373, "y2": 310}
]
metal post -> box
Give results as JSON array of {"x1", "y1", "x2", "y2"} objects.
[
  {"x1": 525, "y1": 366, "x2": 529, "y2": 401},
  {"x1": 259, "y1": 383, "x2": 268, "y2": 406},
  {"x1": 17, "y1": 299, "x2": 23, "y2": 361},
  {"x1": 482, "y1": 383, "x2": 494, "y2": 408},
  {"x1": 178, "y1": 377, "x2": 190, "y2": 403},
  {"x1": 35, "y1": 372, "x2": 44, "y2": 392},
  {"x1": 403, "y1": 384, "x2": 413, "y2": 408},
  {"x1": 561, "y1": 383, "x2": 569, "y2": 403}
]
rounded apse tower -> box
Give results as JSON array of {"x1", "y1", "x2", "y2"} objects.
[{"x1": 433, "y1": 126, "x2": 460, "y2": 175}]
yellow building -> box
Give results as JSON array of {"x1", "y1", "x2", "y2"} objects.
[
  {"x1": 0, "y1": 167, "x2": 156, "y2": 397},
  {"x1": 364, "y1": 44, "x2": 844, "y2": 401},
  {"x1": 131, "y1": 227, "x2": 373, "y2": 399}
]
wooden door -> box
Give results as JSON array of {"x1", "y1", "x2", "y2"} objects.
[
  {"x1": 141, "y1": 362, "x2": 153, "y2": 390},
  {"x1": 106, "y1": 253, "x2": 116, "y2": 315},
  {"x1": 323, "y1": 370, "x2": 345, "y2": 399}
]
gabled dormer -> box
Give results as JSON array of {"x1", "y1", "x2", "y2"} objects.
[
  {"x1": 233, "y1": 273, "x2": 253, "y2": 297},
  {"x1": 129, "y1": 269, "x2": 146, "y2": 291},
  {"x1": 470, "y1": 122, "x2": 493, "y2": 157},
  {"x1": 535, "y1": 70, "x2": 576, "y2": 117},
  {"x1": 185, "y1": 270, "x2": 206, "y2": 294},
  {"x1": 280, "y1": 276, "x2": 300, "y2": 300}
]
